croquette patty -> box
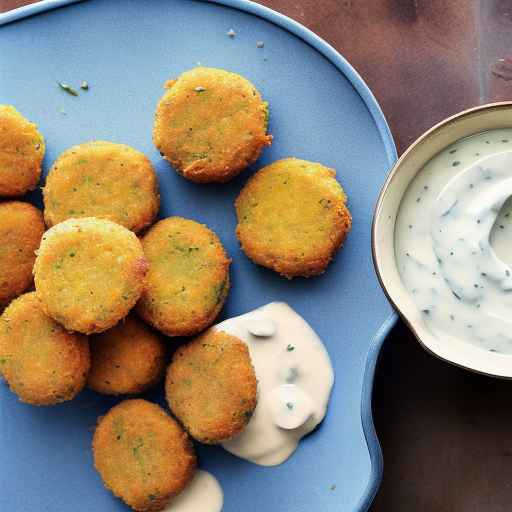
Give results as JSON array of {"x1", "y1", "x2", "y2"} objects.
[
  {"x1": 0, "y1": 105, "x2": 45, "y2": 197},
  {"x1": 34, "y1": 217, "x2": 148, "y2": 334},
  {"x1": 0, "y1": 201, "x2": 45, "y2": 308},
  {"x1": 136, "y1": 217, "x2": 230, "y2": 337},
  {"x1": 0, "y1": 292, "x2": 90, "y2": 405},
  {"x1": 166, "y1": 329, "x2": 257, "y2": 444},
  {"x1": 88, "y1": 314, "x2": 166, "y2": 395},
  {"x1": 93, "y1": 399, "x2": 196, "y2": 512},
  {"x1": 235, "y1": 158, "x2": 352, "y2": 278},
  {"x1": 43, "y1": 141, "x2": 160, "y2": 233},
  {"x1": 153, "y1": 67, "x2": 272, "y2": 183}
]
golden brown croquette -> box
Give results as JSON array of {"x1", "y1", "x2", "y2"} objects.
[
  {"x1": 166, "y1": 329, "x2": 257, "y2": 444},
  {"x1": 0, "y1": 292, "x2": 90, "y2": 405},
  {"x1": 88, "y1": 314, "x2": 166, "y2": 395},
  {"x1": 153, "y1": 67, "x2": 272, "y2": 183},
  {"x1": 0, "y1": 201, "x2": 45, "y2": 309},
  {"x1": 43, "y1": 141, "x2": 160, "y2": 233},
  {"x1": 93, "y1": 399, "x2": 196, "y2": 512},
  {"x1": 235, "y1": 158, "x2": 352, "y2": 278},
  {"x1": 34, "y1": 217, "x2": 147, "y2": 334},
  {"x1": 0, "y1": 105, "x2": 45, "y2": 197},
  {"x1": 136, "y1": 217, "x2": 230, "y2": 337}
]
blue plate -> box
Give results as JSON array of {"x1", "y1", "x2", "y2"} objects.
[{"x1": 0, "y1": 1, "x2": 397, "y2": 510}]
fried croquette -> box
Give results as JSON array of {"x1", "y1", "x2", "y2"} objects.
[
  {"x1": 136, "y1": 217, "x2": 230, "y2": 337},
  {"x1": 93, "y1": 399, "x2": 196, "y2": 512},
  {"x1": 0, "y1": 292, "x2": 90, "y2": 405},
  {"x1": 235, "y1": 158, "x2": 352, "y2": 278},
  {"x1": 43, "y1": 141, "x2": 160, "y2": 233},
  {"x1": 166, "y1": 329, "x2": 257, "y2": 444},
  {"x1": 0, "y1": 105, "x2": 45, "y2": 197},
  {"x1": 88, "y1": 314, "x2": 166, "y2": 395},
  {"x1": 153, "y1": 67, "x2": 272, "y2": 183},
  {"x1": 0, "y1": 201, "x2": 45, "y2": 308},
  {"x1": 34, "y1": 217, "x2": 148, "y2": 334}
]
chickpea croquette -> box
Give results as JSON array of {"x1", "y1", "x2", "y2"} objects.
[
  {"x1": 166, "y1": 329, "x2": 257, "y2": 444},
  {"x1": 93, "y1": 399, "x2": 196, "y2": 512},
  {"x1": 34, "y1": 217, "x2": 148, "y2": 334},
  {"x1": 0, "y1": 201, "x2": 45, "y2": 309},
  {"x1": 88, "y1": 314, "x2": 166, "y2": 395},
  {"x1": 0, "y1": 292, "x2": 90, "y2": 405},
  {"x1": 136, "y1": 217, "x2": 230, "y2": 337},
  {"x1": 43, "y1": 141, "x2": 160, "y2": 233},
  {"x1": 235, "y1": 158, "x2": 352, "y2": 278},
  {"x1": 153, "y1": 67, "x2": 272, "y2": 183},
  {"x1": 0, "y1": 105, "x2": 45, "y2": 197}
]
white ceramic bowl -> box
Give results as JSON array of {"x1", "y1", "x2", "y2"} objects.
[{"x1": 372, "y1": 102, "x2": 512, "y2": 378}]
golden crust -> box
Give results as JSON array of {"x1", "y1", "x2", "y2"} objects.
[
  {"x1": 235, "y1": 158, "x2": 352, "y2": 278},
  {"x1": 43, "y1": 141, "x2": 160, "y2": 233},
  {"x1": 166, "y1": 329, "x2": 257, "y2": 444},
  {"x1": 0, "y1": 292, "x2": 90, "y2": 405},
  {"x1": 34, "y1": 217, "x2": 148, "y2": 334},
  {"x1": 93, "y1": 399, "x2": 196, "y2": 512},
  {"x1": 87, "y1": 314, "x2": 166, "y2": 395},
  {"x1": 0, "y1": 105, "x2": 45, "y2": 197},
  {"x1": 136, "y1": 217, "x2": 230, "y2": 337},
  {"x1": 0, "y1": 201, "x2": 45, "y2": 308},
  {"x1": 153, "y1": 67, "x2": 272, "y2": 183}
]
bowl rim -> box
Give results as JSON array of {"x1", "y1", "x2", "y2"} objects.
[{"x1": 372, "y1": 100, "x2": 512, "y2": 380}]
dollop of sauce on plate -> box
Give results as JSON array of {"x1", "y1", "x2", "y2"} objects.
[
  {"x1": 216, "y1": 302, "x2": 334, "y2": 466},
  {"x1": 164, "y1": 470, "x2": 223, "y2": 512},
  {"x1": 395, "y1": 129, "x2": 512, "y2": 353}
]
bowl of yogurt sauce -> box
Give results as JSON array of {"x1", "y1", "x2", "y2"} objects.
[{"x1": 373, "y1": 102, "x2": 512, "y2": 377}]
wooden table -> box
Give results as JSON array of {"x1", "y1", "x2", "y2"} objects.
[{"x1": 2, "y1": 1, "x2": 512, "y2": 510}]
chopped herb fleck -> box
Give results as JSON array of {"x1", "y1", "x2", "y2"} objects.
[
  {"x1": 421, "y1": 309, "x2": 430, "y2": 315},
  {"x1": 286, "y1": 402, "x2": 294, "y2": 410},
  {"x1": 80, "y1": 81, "x2": 89, "y2": 90},
  {"x1": 449, "y1": 149, "x2": 457, "y2": 154},
  {"x1": 450, "y1": 314, "x2": 455, "y2": 320},
  {"x1": 57, "y1": 81, "x2": 78, "y2": 96},
  {"x1": 452, "y1": 161, "x2": 461, "y2": 167},
  {"x1": 286, "y1": 344, "x2": 295, "y2": 352}
]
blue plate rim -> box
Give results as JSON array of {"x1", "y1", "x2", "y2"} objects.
[{"x1": 0, "y1": 1, "x2": 398, "y2": 510}]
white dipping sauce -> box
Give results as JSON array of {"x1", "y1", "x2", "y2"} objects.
[
  {"x1": 216, "y1": 302, "x2": 334, "y2": 466},
  {"x1": 164, "y1": 470, "x2": 223, "y2": 512},
  {"x1": 395, "y1": 129, "x2": 512, "y2": 353}
]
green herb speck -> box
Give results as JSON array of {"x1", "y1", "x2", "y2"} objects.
[
  {"x1": 80, "y1": 81, "x2": 89, "y2": 90},
  {"x1": 286, "y1": 344, "x2": 295, "y2": 352},
  {"x1": 57, "y1": 81, "x2": 78, "y2": 96},
  {"x1": 286, "y1": 402, "x2": 294, "y2": 410}
]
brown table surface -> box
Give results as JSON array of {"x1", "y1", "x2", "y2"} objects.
[{"x1": 2, "y1": 1, "x2": 512, "y2": 510}]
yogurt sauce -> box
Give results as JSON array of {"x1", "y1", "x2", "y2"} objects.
[
  {"x1": 216, "y1": 302, "x2": 334, "y2": 466},
  {"x1": 163, "y1": 471, "x2": 223, "y2": 512},
  {"x1": 395, "y1": 129, "x2": 512, "y2": 353}
]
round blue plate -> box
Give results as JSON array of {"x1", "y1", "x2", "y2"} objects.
[{"x1": 0, "y1": 1, "x2": 397, "y2": 510}]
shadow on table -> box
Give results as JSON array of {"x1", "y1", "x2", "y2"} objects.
[{"x1": 371, "y1": 321, "x2": 512, "y2": 512}]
